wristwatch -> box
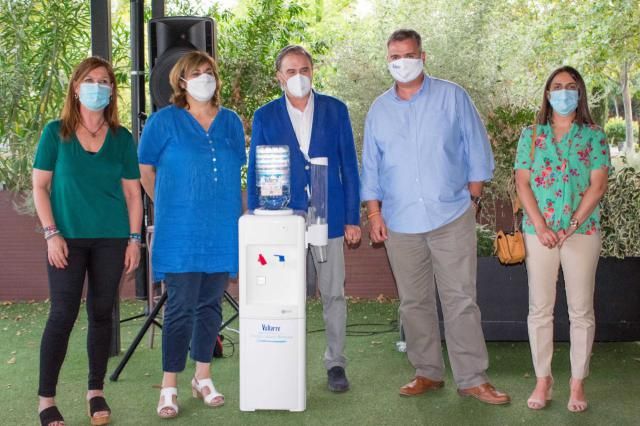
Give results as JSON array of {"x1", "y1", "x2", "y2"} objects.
[
  {"x1": 470, "y1": 195, "x2": 482, "y2": 209},
  {"x1": 569, "y1": 217, "x2": 580, "y2": 228}
]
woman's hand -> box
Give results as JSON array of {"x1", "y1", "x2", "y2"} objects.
[
  {"x1": 534, "y1": 223, "x2": 559, "y2": 249},
  {"x1": 557, "y1": 226, "x2": 577, "y2": 248},
  {"x1": 47, "y1": 235, "x2": 69, "y2": 269},
  {"x1": 124, "y1": 242, "x2": 141, "y2": 274}
]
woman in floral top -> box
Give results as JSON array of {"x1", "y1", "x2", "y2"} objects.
[{"x1": 514, "y1": 66, "x2": 611, "y2": 413}]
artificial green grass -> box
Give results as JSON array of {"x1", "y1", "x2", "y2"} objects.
[{"x1": 1, "y1": 299, "x2": 639, "y2": 425}]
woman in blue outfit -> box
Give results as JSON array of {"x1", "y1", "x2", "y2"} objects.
[{"x1": 138, "y1": 51, "x2": 246, "y2": 418}]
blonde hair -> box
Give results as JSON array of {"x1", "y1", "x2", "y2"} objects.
[
  {"x1": 169, "y1": 51, "x2": 221, "y2": 108},
  {"x1": 60, "y1": 57, "x2": 119, "y2": 140}
]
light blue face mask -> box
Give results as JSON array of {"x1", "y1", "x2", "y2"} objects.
[
  {"x1": 78, "y1": 83, "x2": 112, "y2": 111},
  {"x1": 549, "y1": 89, "x2": 579, "y2": 116}
]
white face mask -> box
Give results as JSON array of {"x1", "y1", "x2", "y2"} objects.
[
  {"x1": 285, "y1": 74, "x2": 312, "y2": 98},
  {"x1": 183, "y1": 73, "x2": 216, "y2": 102},
  {"x1": 387, "y1": 58, "x2": 424, "y2": 83}
]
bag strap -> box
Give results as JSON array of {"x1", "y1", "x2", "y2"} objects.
[{"x1": 511, "y1": 124, "x2": 537, "y2": 231}]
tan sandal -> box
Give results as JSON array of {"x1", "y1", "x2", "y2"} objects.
[
  {"x1": 567, "y1": 398, "x2": 588, "y2": 412},
  {"x1": 191, "y1": 377, "x2": 224, "y2": 407},
  {"x1": 568, "y1": 378, "x2": 588, "y2": 412},
  {"x1": 527, "y1": 377, "x2": 553, "y2": 410}
]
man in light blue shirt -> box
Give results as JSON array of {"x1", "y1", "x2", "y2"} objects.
[{"x1": 361, "y1": 29, "x2": 510, "y2": 405}]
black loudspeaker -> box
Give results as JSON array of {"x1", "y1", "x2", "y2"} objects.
[{"x1": 148, "y1": 16, "x2": 216, "y2": 110}]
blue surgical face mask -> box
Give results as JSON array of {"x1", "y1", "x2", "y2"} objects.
[
  {"x1": 549, "y1": 89, "x2": 579, "y2": 116},
  {"x1": 78, "y1": 83, "x2": 112, "y2": 111}
]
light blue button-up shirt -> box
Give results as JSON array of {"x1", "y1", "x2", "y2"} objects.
[{"x1": 360, "y1": 75, "x2": 494, "y2": 233}]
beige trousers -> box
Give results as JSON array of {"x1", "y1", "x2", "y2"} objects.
[
  {"x1": 524, "y1": 232, "x2": 601, "y2": 379},
  {"x1": 385, "y1": 207, "x2": 490, "y2": 388}
]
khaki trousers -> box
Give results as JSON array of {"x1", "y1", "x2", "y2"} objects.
[
  {"x1": 524, "y1": 233, "x2": 601, "y2": 379},
  {"x1": 385, "y1": 207, "x2": 490, "y2": 388}
]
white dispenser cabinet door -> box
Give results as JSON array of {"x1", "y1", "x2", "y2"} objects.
[
  {"x1": 239, "y1": 317, "x2": 305, "y2": 411},
  {"x1": 239, "y1": 213, "x2": 306, "y2": 411}
]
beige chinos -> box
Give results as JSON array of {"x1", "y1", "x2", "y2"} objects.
[
  {"x1": 524, "y1": 232, "x2": 601, "y2": 379},
  {"x1": 384, "y1": 207, "x2": 490, "y2": 389}
]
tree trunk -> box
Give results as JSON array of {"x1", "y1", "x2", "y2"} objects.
[
  {"x1": 621, "y1": 61, "x2": 635, "y2": 153},
  {"x1": 590, "y1": 85, "x2": 608, "y2": 128}
]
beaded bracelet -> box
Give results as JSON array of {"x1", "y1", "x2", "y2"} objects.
[
  {"x1": 128, "y1": 233, "x2": 142, "y2": 245},
  {"x1": 43, "y1": 225, "x2": 59, "y2": 240}
]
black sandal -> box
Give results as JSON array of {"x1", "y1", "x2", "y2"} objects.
[
  {"x1": 87, "y1": 396, "x2": 111, "y2": 426},
  {"x1": 39, "y1": 406, "x2": 64, "y2": 426}
]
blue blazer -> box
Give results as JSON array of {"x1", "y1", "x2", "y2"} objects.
[{"x1": 247, "y1": 92, "x2": 360, "y2": 238}]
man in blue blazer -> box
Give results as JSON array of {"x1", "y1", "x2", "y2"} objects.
[{"x1": 247, "y1": 45, "x2": 361, "y2": 392}]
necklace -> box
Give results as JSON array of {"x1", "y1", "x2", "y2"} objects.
[{"x1": 79, "y1": 120, "x2": 105, "y2": 138}]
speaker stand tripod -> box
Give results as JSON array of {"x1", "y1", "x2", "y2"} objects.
[{"x1": 110, "y1": 289, "x2": 239, "y2": 382}]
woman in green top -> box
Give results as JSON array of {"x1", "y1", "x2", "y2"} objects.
[
  {"x1": 514, "y1": 66, "x2": 611, "y2": 413},
  {"x1": 32, "y1": 57, "x2": 142, "y2": 426}
]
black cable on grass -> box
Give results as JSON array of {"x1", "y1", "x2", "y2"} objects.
[
  {"x1": 220, "y1": 333, "x2": 236, "y2": 358},
  {"x1": 308, "y1": 320, "x2": 398, "y2": 336}
]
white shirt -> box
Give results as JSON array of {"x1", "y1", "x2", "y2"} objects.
[{"x1": 285, "y1": 91, "x2": 314, "y2": 160}]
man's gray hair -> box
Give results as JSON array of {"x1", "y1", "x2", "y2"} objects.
[
  {"x1": 387, "y1": 29, "x2": 422, "y2": 49},
  {"x1": 275, "y1": 45, "x2": 313, "y2": 71}
]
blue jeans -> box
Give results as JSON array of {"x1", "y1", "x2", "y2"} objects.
[{"x1": 162, "y1": 272, "x2": 228, "y2": 372}]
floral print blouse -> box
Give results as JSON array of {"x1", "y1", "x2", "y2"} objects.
[{"x1": 514, "y1": 123, "x2": 611, "y2": 235}]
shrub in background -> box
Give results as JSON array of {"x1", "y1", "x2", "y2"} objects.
[
  {"x1": 476, "y1": 224, "x2": 496, "y2": 257},
  {"x1": 605, "y1": 117, "x2": 638, "y2": 147},
  {"x1": 600, "y1": 167, "x2": 640, "y2": 258},
  {"x1": 480, "y1": 105, "x2": 535, "y2": 230}
]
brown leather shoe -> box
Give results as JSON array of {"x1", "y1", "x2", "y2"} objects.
[
  {"x1": 457, "y1": 383, "x2": 511, "y2": 405},
  {"x1": 399, "y1": 376, "x2": 444, "y2": 396}
]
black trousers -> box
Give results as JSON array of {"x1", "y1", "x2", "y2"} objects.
[{"x1": 38, "y1": 238, "x2": 127, "y2": 397}]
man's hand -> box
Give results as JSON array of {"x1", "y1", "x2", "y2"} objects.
[
  {"x1": 369, "y1": 215, "x2": 388, "y2": 244},
  {"x1": 344, "y1": 225, "x2": 362, "y2": 246}
]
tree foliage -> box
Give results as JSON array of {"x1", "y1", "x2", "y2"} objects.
[
  {"x1": 216, "y1": 0, "x2": 313, "y2": 132},
  {"x1": 0, "y1": 0, "x2": 90, "y2": 191},
  {"x1": 1, "y1": 0, "x2": 639, "y2": 197}
]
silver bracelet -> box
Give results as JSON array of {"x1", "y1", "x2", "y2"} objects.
[{"x1": 45, "y1": 230, "x2": 61, "y2": 240}]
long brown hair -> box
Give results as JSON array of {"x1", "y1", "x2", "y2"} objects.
[
  {"x1": 536, "y1": 66, "x2": 594, "y2": 125},
  {"x1": 60, "y1": 57, "x2": 119, "y2": 139},
  {"x1": 169, "y1": 51, "x2": 222, "y2": 109}
]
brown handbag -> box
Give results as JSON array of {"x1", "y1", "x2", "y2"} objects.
[
  {"x1": 494, "y1": 125, "x2": 536, "y2": 265},
  {"x1": 494, "y1": 199, "x2": 526, "y2": 264}
]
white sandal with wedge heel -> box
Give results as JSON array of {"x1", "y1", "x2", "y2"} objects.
[
  {"x1": 157, "y1": 387, "x2": 179, "y2": 419},
  {"x1": 191, "y1": 377, "x2": 224, "y2": 407}
]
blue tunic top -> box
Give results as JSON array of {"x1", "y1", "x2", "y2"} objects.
[{"x1": 138, "y1": 105, "x2": 246, "y2": 280}]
